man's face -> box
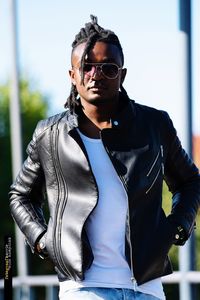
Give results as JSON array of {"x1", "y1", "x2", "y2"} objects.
[{"x1": 69, "y1": 41, "x2": 127, "y2": 107}]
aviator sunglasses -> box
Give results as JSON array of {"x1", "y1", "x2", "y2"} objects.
[{"x1": 73, "y1": 62, "x2": 122, "y2": 80}]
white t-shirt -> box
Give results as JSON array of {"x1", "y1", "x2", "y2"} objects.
[{"x1": 59, "y1": 129, "x2": 165, "y2": 300}]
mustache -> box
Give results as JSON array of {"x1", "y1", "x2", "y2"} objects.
[{"x1": 88, "y1": 82, "x2": 106, "y2": 89}]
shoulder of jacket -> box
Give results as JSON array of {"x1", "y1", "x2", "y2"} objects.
[
  {"x1": 133, "y1": 101, "x2": 170, "y2": 123},
  {"x1": 34, "y1": 111, "x2": 67, "y2": 138}
]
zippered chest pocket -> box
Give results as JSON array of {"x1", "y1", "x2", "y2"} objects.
[{"x1": 146, "y1": 145, "x2": 164, "y2": 194}]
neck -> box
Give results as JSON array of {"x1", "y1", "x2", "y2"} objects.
[
  {"x1": 78, "y1": 97, "x2": 119, "y2": 138},
  {"x1": 82, "y1": 97, "x2": 119, "y2": 123}
]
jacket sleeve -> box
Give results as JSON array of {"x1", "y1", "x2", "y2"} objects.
[
  {"x1": 162, "y1": 112, "x2": 200, "y2": 240},
  {"x1": 9, "y1": 122, "x2": 47, "y2": 253}
]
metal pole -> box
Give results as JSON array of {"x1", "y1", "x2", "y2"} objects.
[
  {"x1": 9, "y1": 0, "x2": 28, "y2": 279},
  {"x1": 179, "y1": 0, "x2": 194, "y2": 299}
]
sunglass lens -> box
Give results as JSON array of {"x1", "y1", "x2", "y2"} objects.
[
  {"x1": 83, "y1": 64, "x2": 93, "y2": 73},
  {"x1": 102, "y1": 64, "x2": 118, "y2": 78}
]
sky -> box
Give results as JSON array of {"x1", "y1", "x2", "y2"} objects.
[{"x1": 0, "y1": 1, "x2": 199, "y2": 148}]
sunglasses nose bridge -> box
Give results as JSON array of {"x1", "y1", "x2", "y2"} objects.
[{"x1": 91, "y1": 65, "x2": 103, "y2": 78}]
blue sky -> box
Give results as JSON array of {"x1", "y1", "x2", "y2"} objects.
[{"x1": 0, "y1": 1, "x2": 199, "y2": 145}]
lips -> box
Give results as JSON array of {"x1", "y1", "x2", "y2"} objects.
[{"x1": 88, "y1": 84, "x2": 106, "y2": 91}]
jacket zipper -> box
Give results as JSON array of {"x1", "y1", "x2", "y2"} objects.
[
  {"x1": 52, "y1": 127, "x2": 100, "y2": 279},
  {"x1": 116, "y1": 172, "x2": 135, "y2": 283},
  {"x1": 51, "y1": 124, "x2": 74, "y2": 278},
  {"x1": 160, "y1": 144, "x2": 164, "y2": 175},
  {"x1": 119, "y1": 174, "x2": 136, "y2": 284},
  {"x1": 146, "y1": 145, "x2": 164, "y2": 194},
  {"x1": 146, "y1": 166, "x2": 162, "y2": 194},
  {"x1": 100, "y1": 136, "x2": 136, "y2": 284},
  {"x1": 146, "y1": 149, "x2": 160, "y2": 177}
]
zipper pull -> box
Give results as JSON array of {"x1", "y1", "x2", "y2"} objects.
[{"x1": 131, "y1": 276, "x2": 137, "y2": 290}]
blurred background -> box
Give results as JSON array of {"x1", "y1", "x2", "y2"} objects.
[{"x1": 0, "y1": 0, "x2": 199, "y2": 299}]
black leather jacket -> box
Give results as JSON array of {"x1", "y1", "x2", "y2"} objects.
[{"x1": 9, "y1": 96, "x2": 200, "y2": 285}]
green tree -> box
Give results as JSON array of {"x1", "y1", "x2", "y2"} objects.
[{"x1": 0, "y1": 78, "x2": 55, "y2": 278}]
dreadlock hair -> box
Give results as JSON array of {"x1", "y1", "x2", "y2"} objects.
[{"x1": 65, "y1": 15, "x2": 128, "y2": 113}]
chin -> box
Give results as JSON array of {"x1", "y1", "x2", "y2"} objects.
[
  {"x1": 89, "y1": 97, "x2": 112, "y2": 105},
  {"x1": 88, "y1": 92, "x2": 116, "y2": 104}
]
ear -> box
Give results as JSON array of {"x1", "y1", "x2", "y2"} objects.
[
  {"x1": 120, "y1": 68, "x2": 127, "y2": 85},
  {"x1": 69, "y1": 69, "x2": 76, "y2": 85}
]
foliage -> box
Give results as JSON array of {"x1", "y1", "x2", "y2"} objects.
[
  {"x1": 0, "y1": 78, "x2": 54, "y2": 278},
  {"x1": 162, "y1": 182, "x2": 179, "y2": 270},
  {"x1": 0, "y1": 79, "x2": 49, "y2": 152}
]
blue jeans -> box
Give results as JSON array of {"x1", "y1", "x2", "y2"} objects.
[{"x1": 59, "y1": 287, "x2": 162, "y2": 300}]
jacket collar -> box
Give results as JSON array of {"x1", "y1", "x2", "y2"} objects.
[{"x1": 65, "y1": 92, "x2": 136, "y2": 132}]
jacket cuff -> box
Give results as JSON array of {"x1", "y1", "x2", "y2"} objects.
[{"x1": 167, "y1": 214, "x2": 195, "y2": 242}]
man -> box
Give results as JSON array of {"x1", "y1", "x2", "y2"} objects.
[{"x1": 9, "y1": 15, "x2": 200, "y2": 300}]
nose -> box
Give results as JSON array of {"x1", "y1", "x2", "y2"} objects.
[{"x1": 91, "y1": 65, "x2": 102, "y2": 79}]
